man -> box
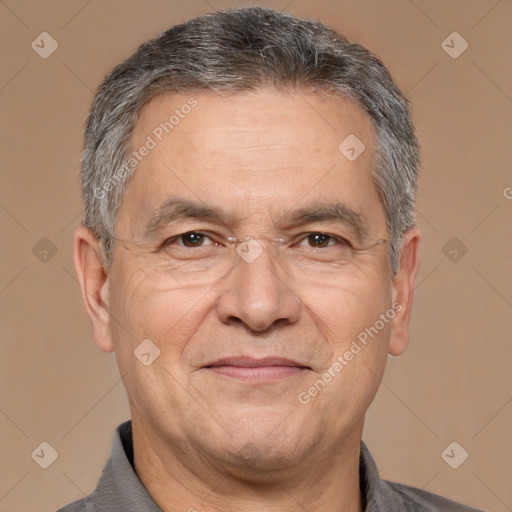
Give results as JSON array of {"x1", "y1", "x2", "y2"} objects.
[{"x1": 61, "y1": 7, "x2": 483, "y2": 512}]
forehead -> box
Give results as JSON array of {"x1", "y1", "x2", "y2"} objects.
[
  {"x1": 120, "y1": 89, "x2": 384, "y2": 236},
  {"x1": 133, "y1": 89, "x2": 375, "y2": 170}
]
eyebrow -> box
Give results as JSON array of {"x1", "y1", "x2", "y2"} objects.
[
  {"x1": 279, "y1": 202, "x2": 370, "y2": 240},
  {"x1": 143, "y1": 196, "x2": 370, "y2": 241},
  {"x1": 143, "y1": 197, "x2": 229, "y2": 237}
]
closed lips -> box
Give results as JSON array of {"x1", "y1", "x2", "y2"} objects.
[{"x1": 204, "y1": 357, "x2": 311, "y2": 368}]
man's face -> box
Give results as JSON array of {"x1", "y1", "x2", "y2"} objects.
[{"x1": 98, "y1": 90, "x2": 408, "y2": 470}]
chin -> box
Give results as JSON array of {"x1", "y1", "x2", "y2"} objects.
[
  {"x1": 213, "y1": 411, "x2": 319, "y2": 473},
  {"x1": 224, "y1": 437, "x2": 312, "y2": 477}
]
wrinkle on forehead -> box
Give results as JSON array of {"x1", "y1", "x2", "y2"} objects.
[{"x1": 118, "y1": 89, "x2": 384, "y2": 242}]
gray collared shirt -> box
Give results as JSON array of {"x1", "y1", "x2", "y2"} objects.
[{"x1": 58, "y1": 421, "x2": 484, "y2": 511}]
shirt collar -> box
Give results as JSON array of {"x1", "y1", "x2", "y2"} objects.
[
  {"x1": 93, "y1": 421, "x2": 163, "y2": 511},
  {"x1": 359, "y1": 440, "x2": 409, "y2": 511}
]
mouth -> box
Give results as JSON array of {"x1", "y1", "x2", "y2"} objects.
[{"x1": 203, "y1": 357, "x2": 311, "y2": 381}]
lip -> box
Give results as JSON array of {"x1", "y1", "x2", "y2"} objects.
[
  {"x1": 203, "y1": 357, "x2": 311, "y2": 381},
  {"x1": 205, "y1": 356, "x2": 309, "y2": 368}
]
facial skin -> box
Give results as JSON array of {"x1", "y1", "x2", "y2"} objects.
[{"x1": 74, "y1": 89, "x2": 420, "y2": 512}]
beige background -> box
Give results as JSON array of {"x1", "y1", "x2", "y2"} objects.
[{"x1": 1, "y1": 1, "x2": 511, "y2": 511}]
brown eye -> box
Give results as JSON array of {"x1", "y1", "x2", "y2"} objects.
[
  {"x1": 163, "y1": 231, "x2": 215, "y2": 249},
  {"x1": 180, "y1": 232, "x2": 206, "y2": 247},
  {"x1": 306, "y1": 233, "x2": 333, "y2": 248},
  {"x1": 295, "y1": 232, "x2": 352, "y2": 251}
]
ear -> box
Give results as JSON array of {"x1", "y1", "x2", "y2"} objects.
[
  {"x1": 73, "y1": 226, "x2": 114, "y2": 353},
  {"x1": 389, "y1": 227, "x2": 421, "y2": 356}
]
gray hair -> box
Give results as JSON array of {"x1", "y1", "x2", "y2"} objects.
[{"x1": 81, "y1": 6, "x2": 419, "y2": 276}]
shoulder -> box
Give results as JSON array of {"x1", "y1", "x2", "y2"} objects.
[
  {"x1": 56, "y1": 496, "x2": 94, "y2": 511},
  {"x1": 383, "y1": 479, "x2": 486, "y2": 511},
  {"x1": 360, "y1": 441, "x2": 486, "y2": 511}
]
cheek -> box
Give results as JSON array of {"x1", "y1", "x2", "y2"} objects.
[
  {"x1": 108, "y1": 263, "x2": 216, "y2": 363},
  {"x1": 294, "y1": 269, "x2": 392, "y2": 419},
  {"x1": 297, "y1": 268, "x2": 391, "y2": 384},
  {"x1": 301, "y1": 266, "x2": 392, "y2": 343},
  {"x1": 106, "y1": 264, "x2": 219, "y2": 421},
  {"x1": 296, "y1": 316, "x2": 390, "y2": 436}
]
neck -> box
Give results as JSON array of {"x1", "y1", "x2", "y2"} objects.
[{"x1": 131, "y1": 418, "x2": 365, "y2": 512}]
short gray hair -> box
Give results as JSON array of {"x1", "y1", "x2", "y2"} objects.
[{"x1": 81, "y1": 6, "x2": 419, "y2": 276}]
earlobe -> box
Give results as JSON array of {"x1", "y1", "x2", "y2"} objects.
[
  {"x1": 389, "y1": 228, "x2": 421, "y2": 357},
  {"x1": 73, "y1": 226, "x2": 115, "y2": 353}
]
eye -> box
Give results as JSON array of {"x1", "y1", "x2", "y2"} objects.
[
  {"x1": 163, "y1": 231, "x2": 215, "y2": 248},
  {"x1": 297, "y1": 232, "x2": 351, "y2": 249}
]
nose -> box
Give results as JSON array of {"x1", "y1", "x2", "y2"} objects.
[{"x1": 216, "y1": 240, "x2": 301, "y2": 333}]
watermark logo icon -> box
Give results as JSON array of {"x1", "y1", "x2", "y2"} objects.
[
  {"x1": 31, "y1": 32, "x2": 58, "y2": 59},
  {"x1": 441, "y1": 32, "x2": 468, "y2": 59},
  {"x1": 31, "y1": 442, "x2": 58, "y2": 469},
  {"x1": 442, "y1": 236, "x2": 468, "y2": 263},
  {"x1": 237, "y1": 442, "x2": 263, "y2": 468},
  {"x1": 441, "y1": 441, "x2": 468, "y2": 469},
  {"x1": 338, "y1": 134, "x2": 366, "y2": 161},
  {"x1": 134, "y1": 339, "x2": 161, "y2": 366},
  {"x1": 32, "y1": 237, "x2": 58, "y2": 263},
  {"x1": 236, "y1": 238, "x2": 263, "y2": 264}
]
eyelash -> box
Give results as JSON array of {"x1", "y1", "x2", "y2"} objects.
[{"x1": 162, "y1": 231, "x2": 352, "y2": 250}]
